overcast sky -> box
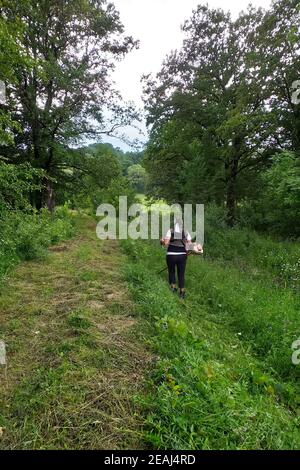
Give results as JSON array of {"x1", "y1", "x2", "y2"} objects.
[{"x1": 105, "y1": 0, "x2": 272, "y2": 151}]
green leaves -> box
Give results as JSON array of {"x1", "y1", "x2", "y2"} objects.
[
  {"x1": 143, "y1": 1, "x2": 300, "y2": 230},
  {"x1": 0, "y1": 162, "x2": 44, "y2": 211},
  {"x1": 0, "y1": 0, "x2": 139, "y2": 209}
]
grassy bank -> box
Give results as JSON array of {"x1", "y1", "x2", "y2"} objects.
[
  {"x1": 121, "y1": 223, "x2": 300, "y2": 449},
  {"x1": 0, "y1": 206, "x2": 75, "y2": 282}
]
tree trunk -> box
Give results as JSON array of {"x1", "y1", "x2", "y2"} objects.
[
  {"x1": 225, "y1": 158, "x2": 239, "y2": 227},
  {"x1": 226, "y1": 177, "x2": 237, "y2": 227},
  {"x1": 42, "y1": 178, "x2": 56, "y2": 212},
  {"x1": 294, "y1": 108, "x2": 300, "y2": 154}
]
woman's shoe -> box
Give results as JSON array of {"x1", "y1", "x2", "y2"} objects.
[
  {"x1": 171, "y1": 286, "x2": 178, "y2": 294},
  {"x1": 179, "y1": 291, "x2": 186, "y2": 300}
]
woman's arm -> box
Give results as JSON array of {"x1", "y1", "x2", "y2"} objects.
[
  {"x1": 160, "y1": 237, "x2": 170, "y2": 247},
  {"x1": 160, "y1": 229, "x2": 171, "y2": 247}
]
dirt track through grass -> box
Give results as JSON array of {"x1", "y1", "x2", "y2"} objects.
[{"x1": 0, "y1": 215, "x2": 150, "y2": 450}]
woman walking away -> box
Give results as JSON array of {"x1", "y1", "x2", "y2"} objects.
[{"x1": 161, "y1": 218, "x2": 191, "y2": 300}]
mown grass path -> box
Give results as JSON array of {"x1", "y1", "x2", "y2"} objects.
[
  {"x1": 0, "y1": 215, "x2": 150, "y2": 450},
  {"x1": 1, "y1": 213, "x2": 299, "y2": 450}
]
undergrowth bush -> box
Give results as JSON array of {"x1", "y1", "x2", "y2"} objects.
[
  {"x1": 205, "y1": 204, "x2": 300, "y2": 291},
  {"x1": 0, "y1": 206, "x2": 75, "y2": 281}
]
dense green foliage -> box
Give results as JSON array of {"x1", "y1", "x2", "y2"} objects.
[
  {"x1": 53, "y1": 143, "x2": 141, "y2": 211},
  {"x1": 143, "y1": 0, "x2": 300, "y2": 235},
  {"x1": 0, "y1": 206, "x2": 75, "y2": 281},
  {"x1": 0, "y1": 0, "x2": 138, "y2": 209},
  {"x1": 0, "y1": 162, "x2": 43, "y2": 211},
  {"x1": 0, "y1": 161, "x2": 75, "y2": 281},
  {"x1": 240, "y1": 152, "x2": 300, "y2": 235},
  {"x1": 127, "y1": 164, "x2": 148, "y2": 193}
]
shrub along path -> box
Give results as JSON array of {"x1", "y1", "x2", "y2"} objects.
[{"x1": 0, "y1": 214, "x2": 151, "y2": 450}]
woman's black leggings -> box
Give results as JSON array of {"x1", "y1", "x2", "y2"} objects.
[{"x1": 166, "y1": 254, "x2": 187, "y2": 289}]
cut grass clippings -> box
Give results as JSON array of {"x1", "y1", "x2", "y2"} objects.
[{"x1": 0, "y1": 215, "x2": 150, "y2": 450}]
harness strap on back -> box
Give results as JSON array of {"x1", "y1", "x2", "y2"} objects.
[{"x1": 170, "y1": 228, "x2": 186, "y2": 247}]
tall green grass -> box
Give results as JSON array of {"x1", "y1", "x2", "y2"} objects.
[
  {"x1": 121, "y1": 216, "x2": 300, "y2": 449},
  {"x1": 205, "y1": 204, "x2": 300, "y2": 291},
  {"x1": 0, "y1": 205, "x2": 75, "y2": 281}
]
